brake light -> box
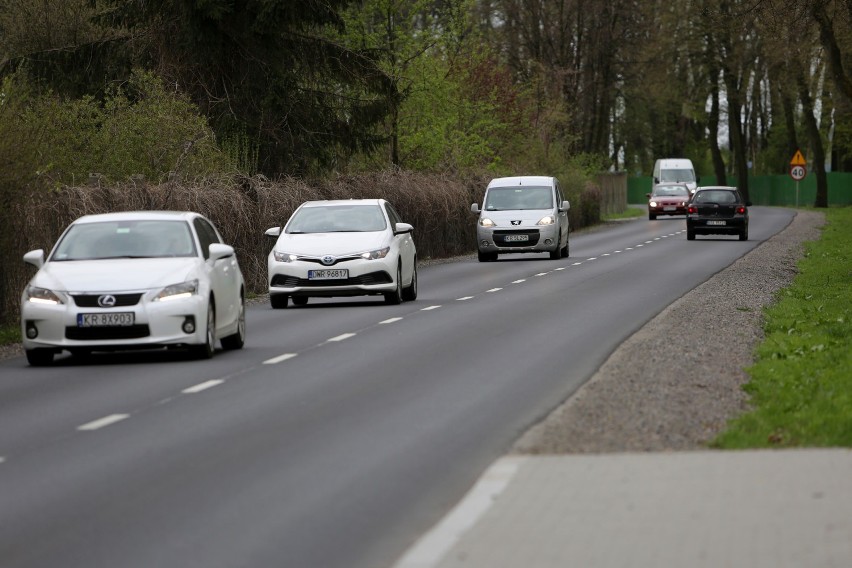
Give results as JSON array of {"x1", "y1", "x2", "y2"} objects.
[
  {"x1": 736, "y1": 206, "x2": 746, "y2": 214},
  {"x1": 687, "y1": 205, "x2": 697, "y2": 214}
]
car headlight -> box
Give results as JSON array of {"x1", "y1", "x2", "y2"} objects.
[
  {"x1": 649, "y1": 201, "x2": 658, "y2": 207},
  {"x1": 479, "y1": 217, "x2": 496, "y2": 228},
  {"x1": 360, "y1": 247, "x2": 390, "y2": 260},
  {"x1": 273, "y1": 251, "x2": 299, "y2": 263},
  {"x1": 26, "y1": 286, "x2": 65, "y2": 305},
  {"x1": 155, "y1": 279, "x2": 198, "y2": 302},
  {"x1": 536, "y1": 215, "x2": 555, "y2": 226}
]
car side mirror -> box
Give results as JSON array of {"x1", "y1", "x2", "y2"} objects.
[
  {"x1": 265, "y1": 227, "x2": 281, "y2": 239},
  {"x1": 645, "y1": 193, "x2": 651, "y2": 199},
  {"x1": 23, "y1": 249, "x2": 45, "y2": 269},
  {"x1": 394, "y1": 222, "x2": 414, "y2": 235},
  {"x1": 559, "y1": 200, "x2": 570, "y2": 212},
  {"x1": 209, "y1": 243, "x2": 235, "y2": 261},
  {"x1": 654, "y1": 177, "x2": 659, "y2": 184},
  {"x1": 470, "y1": 203, "x2": 481, "y2": 214}
]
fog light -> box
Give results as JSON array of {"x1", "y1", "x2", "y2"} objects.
[
  {"x1": 481, "y1": 240, "x2": 490, "y2": 247},
  {"x1": 544, "y1": 238, "x2": 553, "y2": 246},
  {"x1": 182, "y1": 317, "x2": 196, "y2": 334},
  {"x1": 26, "y1": 322, "x2": 38, "y2": 339}
]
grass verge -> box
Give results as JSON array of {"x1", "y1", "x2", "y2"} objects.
[
  {"x1": 713, "y1": 207, "x2": 852, "y2": 448},
  {"x1": 603, "y1": 205, "x2": 646, "y2": 221},
  {"x1": 0, "y1": 324, "x2": 20, "y2": 345}
]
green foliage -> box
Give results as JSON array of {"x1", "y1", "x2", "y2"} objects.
[
  {"x1": 714, "y1": 207, "x2": 852, "y2": 448},
  {"x1": 0, "y1": 324, "x2": 20, "y2": 345},
  {"x1": 3, "y1": 70, "x2": 232, "y2": 186}
]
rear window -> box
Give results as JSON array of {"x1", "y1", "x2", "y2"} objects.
[
  {"x1": 694, "y1": 190, "x2": 738, "y2": 204},
  {"x1": 484, "y1": 186, "x2": 553, "y2": 210}
]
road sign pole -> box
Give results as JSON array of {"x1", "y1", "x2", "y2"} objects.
[{"x1": 796, "y1": 180, "x2": 799, "y2": 207}]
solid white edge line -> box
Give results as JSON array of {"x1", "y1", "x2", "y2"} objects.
[
  {"x1": 327, "y1": 333, "x2": 356, "y2": 342},
  {"x1": 182, "y1": 380, "x2": 224, "y2": 394},
  {"x1": 263, "y1": 353, "x2": 298, "y2": 365},
  {"x1": 392, "y1": 457, "x2": 525, "y2": 568},
  {"x1": 421, "y1": 305, "x2": 441, "y2": 311},
  {"x1": 380, "y1": 317, "x2": 404, "y2": 324},
  {"x1": 78, "y1": 414, "x2": 130, "y2": 431},
  {"x1": 486, "y1": 288, "x2": 502, "y2": 293}
]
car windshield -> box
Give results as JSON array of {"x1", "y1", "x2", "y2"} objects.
[
  {"x1": 694, "y1": 190, "x2": 737, "y2": 204},
  {"x1": 286, "y1": 204, "x2": 387, "y2": 233},
  {"x1": 484, "y1": 186, "x2": 553, "y2": 210},
  {"x1": 660, "y1": 169, "x2": 695, "y2": 183},
  {"x1": 653, "y1": 186, "x2": 689, "y2": 197},
  {"x1": 51, "y1": 220, "x2": 197, "y2": 261}
]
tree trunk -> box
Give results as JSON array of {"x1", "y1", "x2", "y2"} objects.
[{"x1": 797, "y1": 70, "x2": 828, "y2": 207}]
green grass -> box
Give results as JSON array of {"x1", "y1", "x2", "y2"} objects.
[
  {"x1": 713, "y1": 207, "x2": 852, "y2": 448},
  {"x1": 0, "y1": 324, "x2": 20, "y2": 345},
  {"x1": 603, "y1": 205, "x2": 646, "y2": 221}
]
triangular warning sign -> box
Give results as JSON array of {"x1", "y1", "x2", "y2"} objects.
[{"x1": 790, "y1": 150, "x2": 806, "y2": 166}]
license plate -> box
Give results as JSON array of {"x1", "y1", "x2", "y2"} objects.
[
  {"x1": 308, "y1": 269, "x2": 348, "y2": 280},
  {"x1": 663, "y1": 206, "x2": 676, "y2": 211},
  {"x1": 707, "y1": 220, "x2": 726, "y2": 226},
  {"x1": 504, "y1": 234, "x2": 529, "y2": 242},
  {"x1": 78, "y1": 313, "x2": 135, "y2": 327}
]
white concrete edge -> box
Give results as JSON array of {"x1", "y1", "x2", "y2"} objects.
[{"x1": 392, "y1": 456, "x2": 526, "y2": 568}]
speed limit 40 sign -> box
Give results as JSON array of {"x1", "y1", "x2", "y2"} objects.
[{"x1": 790, "y1": 164, "x2": 806, "y2": 181}]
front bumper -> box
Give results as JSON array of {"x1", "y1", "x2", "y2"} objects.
[
  {"x1": 268, "y1": 256, "x2": 397, "y2": 298},
  {"x1": 476, "y1": 224, "x2": 560, "y2": 253}
]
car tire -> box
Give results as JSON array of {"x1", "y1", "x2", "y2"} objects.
[
  {"x1": 649, "y1": 212, "x2": 656, "y2": 220},
  {"x1": 549, "y1": 246, "x2": 560, "y2": 260},
  {"x1": 739, "y1": 227, "x2": 748, "y2": 241},
  {"x1": 270, "y1": 294, "x2": 289, "y2": 309},
  {"x1": 292, "y1": 296, "x2": 309, "y2": 306},
  {"x1": 220, "y1": 295, "x2": 246, "y2": 351},
  {"x1": 687, "y1": 228, "x2": 695, "y2": 241},
  {"x1": 26, "y1": 348, "x2": 54, "y2": 366},
  {"x1": 384, "y1": 263, "x2": 403, "y2": 305},
  {"x1": 477, "y1": 251, "x2": 493, "y2": 262},
  {"x1": 192, "y1": 300, "x2": 216, "y2": 359},
  {"x1": 561, "y1": 239, "x2": 569, "y2": 258},
  {"x1": 402, "y1": 260, "x2": 418, "y2": 301}
]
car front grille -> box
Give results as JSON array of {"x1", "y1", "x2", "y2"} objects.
[
  {"x1": 65, "y1": 325, "x2": 151, "y2": 340},
  {"x1": 71, "y1": 293, "x2": 144, "y2": 307},
  {"x1": 492, "y1": 230, "x2": 541, "y2": 247},
  {"x1": 271, "y1": 271, "x2": 393, "y2": 287}
]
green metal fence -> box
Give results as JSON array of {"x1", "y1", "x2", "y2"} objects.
[{"x1": 627, "y1": 173, "x2": 852, "y2": 206}]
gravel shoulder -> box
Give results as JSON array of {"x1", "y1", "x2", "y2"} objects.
[{"x1": 512, "y1": 209, "x2": 826, "y2": 454}]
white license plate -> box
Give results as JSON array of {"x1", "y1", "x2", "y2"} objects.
[
  {"x1": 663, "y1": 206, "x2": 676, "y2": 211},
  {"x1": 308, "y1": 269, "x2": 349, "y2": 280},
  {"x1": 78, "y1": 313, "x2": 135, "y2": 327},
  {"x1": 504, "y1": 234, "x2": 529, "y2": 242},
  {"x1": 707, "y1": 220, "x2": 726, "y2": 226}
]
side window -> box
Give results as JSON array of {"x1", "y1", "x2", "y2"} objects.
[
  {"x1": 193, "y1": 218, "x2": 220, "y2": 260},
  {"x1": 555, "y1": 183, "x2": 564, "y2": 206},
  {"x1": 385, "y1": 203, "x2": 402, "y2": 226}
]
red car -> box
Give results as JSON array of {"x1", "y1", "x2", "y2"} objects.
[{"x1": 646, "y1": 183, "x2": 691, "y2": 220}]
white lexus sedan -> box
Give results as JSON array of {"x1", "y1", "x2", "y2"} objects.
[
  {"x1": 20, "y1": 211, "x2": 246, "y2": 366},
  {"x1": 266, "y1": 199, "x2": 417, "y2": 308}
]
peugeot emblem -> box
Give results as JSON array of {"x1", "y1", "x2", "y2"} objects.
[
  {"x1": 98, "y1": 294, "x2": 117, "y2": 307},
  {"x1": 511, "y1": 220, "x2": 522, "y2": 226},
  {"x1": 321, "y1": 255, "x2": 336, "y2": 266}
]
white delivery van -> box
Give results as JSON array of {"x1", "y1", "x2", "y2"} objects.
[
  {"x1": 470, "y1": 176, "x2": 570, "y2": 262},
  {"x1": 653, "y1": 158, "x2": 698, "y2": 193}
]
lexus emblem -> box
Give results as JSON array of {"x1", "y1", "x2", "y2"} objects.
[
  {"x1": 511, "y1": 220, "x2": 522, "y2": 226},
  {"x1": 321, "y1": 255, "x2": 336, "y2": 266},
  {"x1": 98, "y1": 294, "x2": 117, "y2": 307}
]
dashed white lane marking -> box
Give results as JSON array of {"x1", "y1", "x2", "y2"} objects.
[
  {"x1": 78, "y1": 414, "x2": 130, "y2": 431},
  {"x1": 588, "y1": 257, "x2": 597, "y2": 260},
  {"x1": 327, "y1": 333, "x2": 356, "y2": 342},
  {"x1": 572, "y1": 262, "x2": 582, "y2": 265},
  {"x1": 534, "y1": 272, "x2": 547, "y2": 276},
  {"x1": 602, "y1": 253, "x2": 610, "y2": 256},
  {"x1": 636, "y1": 244, "x2": 644, "y2": 247},
  {"x1": 421, "y1": 305, "x2": 441, "y2": 311},
  {"x1": 0, "y1": 457, "x2": 6, "y2": 464},
  {"x1": 554, "y1": 267, "x2": 566, "y2": 271},
  {"x1": 380, "y1": 317, "x2": 404, "y2": 324},
  {"x1": 512, "y1": 279, "x2": 526, "y2": 283},
  {"x1": 615, "y1": 250, "x2": 623, "y2": 253},
  {"x1": 644, "y1": 240, "x2": 653, "y2": 243},
  {"x1": 392, "y1": 457, "x2": 524, "y2": 568},
  {"x1": 263, "y1": 353, "x2": 298, "y2": 365},
  {"x1": 486, "y1": 288, "x2": 502, "y2": 293},
  {"x1": 182, "y1": 380, "x2": 224, "y2": 394},
  {"x1": 456, "y1": 296, "x2": 474, "y2": 301}
]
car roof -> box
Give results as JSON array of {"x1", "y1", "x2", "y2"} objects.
[
  {"x1": 695, "y1": 186, "x2": 738, "y2": 191},
  {"x1": 299, "y1": 199, "x2": 385, "y2": 207},
  {"x1": 72, "y1": 211, "x2": 199, "y2": 224},
  {"x1": 487, "y1": 176, "x2": 555, "y2": 188}
]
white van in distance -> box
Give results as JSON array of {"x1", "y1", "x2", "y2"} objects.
[{"x1": 653, "y1": 158, "x2": 698, "y2": 193}]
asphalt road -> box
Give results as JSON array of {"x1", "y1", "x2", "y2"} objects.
[{"x1": 0, "y1": 207, "x2": 794, "y2": 568}]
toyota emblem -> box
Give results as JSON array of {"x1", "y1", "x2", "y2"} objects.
[
  {"x1": 98, "y1": 294, "x2": 117, "y2": 307},
  {"x1": 321, "y1": 255, "x2": 336, "y2": 266}
]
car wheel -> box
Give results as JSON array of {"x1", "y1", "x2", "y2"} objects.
[
  {"x1": 402, "y1": 260, "x2": 418, "y2": 302},
  {"x1": 739, "y1": 227, "x2": 748, "y2": 241},
  {"x1": 384, "y1": 263, "x2": 403, "y2": 305},
  {"x1": 292, "y1": 296, "x2": 309, "y2": 306},
  {"x1": 549, "y1": 245, "x2": 560, "y2": 260},
  {"x1": 270, "y1": 294, "x2": 289, "y2": 309},
  {"x1": 220, "y1": 295, "x2": 246, "y2": 350},
  {"x1": 192, "y1": 299, "x2": 216, "y2": 359},
  {"x1": 561, "y1": 240, "x2": 569, "y2": 258},
  {"x1": 477, "y1": 251, "x2": 491, "y2": 262},
  {"x1": 26, "y1": 348, "x2": 54, "y2": 367},
  {"x1": 649, "y1": 212, "x2": 656, "y2": 220},
  {"x1": 687, "y1": 228, "x2": 695, "y2": 241}
]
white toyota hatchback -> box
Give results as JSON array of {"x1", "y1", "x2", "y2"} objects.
[
  {"x1": 266, "y1": 199, "x2": 417, "y2": 308},
  {"x1": 20, "y1": 211, "x2": 246, "y2": 366}
]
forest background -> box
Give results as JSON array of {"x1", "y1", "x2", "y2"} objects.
[{"x1": 1, "y1": 0, "x2": 851, "y2": 325}]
